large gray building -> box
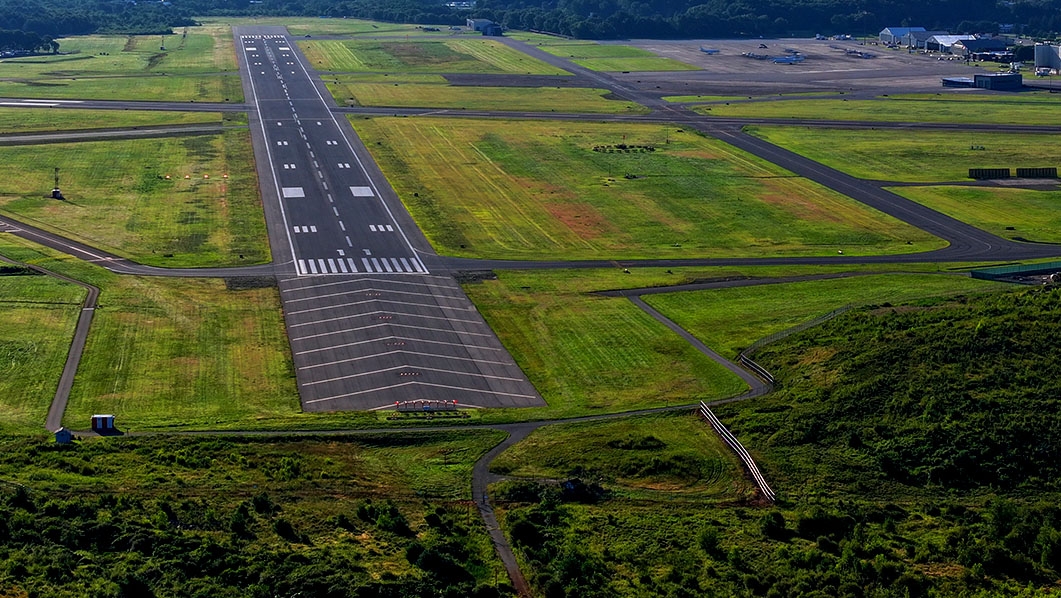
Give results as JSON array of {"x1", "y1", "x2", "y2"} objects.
[{"x1": 879, "y1": 27, "x2": 924, "y2": 44}]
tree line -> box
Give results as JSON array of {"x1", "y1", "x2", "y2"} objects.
[{"x1": 4, "y1": 0, "x2": 1061, "y2": 42}]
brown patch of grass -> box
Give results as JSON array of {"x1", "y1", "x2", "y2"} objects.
[{"x1": 544, "y1": 200, "x2": 612, "y2": 241}]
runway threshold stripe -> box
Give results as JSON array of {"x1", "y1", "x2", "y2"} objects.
[
  {"x1": 381, "y1": 259, "x2": 394, "y2": 273},
  {"x1": 337, "y1": 259, "x2": 349, "y2": 273},
  {"x1": 362, "y1": 258, "x2": 371, "y2": 272},
  {"x1": 307, "y1": 260, "x2": 318, "y2": 274},
  {"x1": 302, "y1": 364, "x2": 525, "y2": 387},
  {"x1": 297, "y1": 259, "x2": 307, "y2": 275},
  {"x1": 304, "y1": 381, "x2": 537, "y2": 404},
  {"x1": 327, "y1": 258, "x2": 338, "y2": 273},
  {"x1": 347, "y1": 258, "x2": 359, "y2": 273}
]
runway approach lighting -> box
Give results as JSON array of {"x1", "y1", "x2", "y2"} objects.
[{"x1": 51, "y1": 168, "x2": 64, "y2": 200}]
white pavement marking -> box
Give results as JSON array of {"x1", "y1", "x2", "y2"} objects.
[
  {"x1": 390, "y1": 258, "x2": 403, "y2": 272},
  {"x1": 337, "y1": 259, "x2": 349, "y2": 273},
  {"x1": 349, "y1": 186, "x2": 374, "y2": 197},
  {"x1": 399, "y1": 258, "x2": 413, "y2": 272},
  {"x1": 317, "y1": 259, "x2": 328, "y2": 273},
  {"x1": 304, "y1": 381, "x2": 537, "y2": 405},
  {"x1": 281, "y1": 187, "x2": 304, "y2": 198},
  {"x1": 338, "y1": 221, "x2": 345, "y2": 231},
  {"x1": 289, "y1": 309, "x2": 482, "y2": 328},
  {"x1": 287, "y1": 297, "x2": 475, "y2": 316},
  {"x1": 327, "y1": 258, "x2": 338, "y2": 273},
  {"x1": 307, "y1": 260, "x2": 318, "y2": 274},
  {"x1": 297, "y1": 259, "x2": 307, "y2": 274},
  {"x1": 346, "y1": 236, "x2": 353, "y2": 247},
  {"x1": 371, "y1": 258, "x2": 383, "y2": 272},
  {"x1": 303, "y1": 364, "x2": 524, "y2": 387},
  {"x1": 290, "y1": 322, "x2": 494, "y2": 342},
  {"x1": 347, "y1": 258, "x2": 359, "y2": 272},
  {"x1": 294, "y1": 335, "x2": 505, "y2": 357},
  {"x1": 369, "y1": 225, "x2": 377, "y2": 232},
  {"x1": 281, "y1": 278, "x2": 464, "y2": 298},
  {"x1": 299, "y1": 350, "x2": 514, "y2": 371}
]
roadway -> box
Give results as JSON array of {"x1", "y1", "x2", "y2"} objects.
[{"x1": 233, "y1": 25, "x2": 544, "y2": 410}]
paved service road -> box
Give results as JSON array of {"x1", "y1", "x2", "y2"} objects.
[{"x1": 234, "y1": 26, "x2": 544, "y2": 410}]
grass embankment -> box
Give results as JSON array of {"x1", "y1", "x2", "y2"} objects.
[
  {"x1": 0, "y1": 269, "x2": 84, "y2": 432},
  {"x1": 495, "y1": 285, "x2": 1061, "y2": 597},
  {"x1": 353, "y1": 117, "x2": 942, "y2": 260},
  {"x1": 0, "y1": 25, "x2": 241, "y2": 101},
  {"x1": 493, "y1": 412, "x2": 748, "y2": 499},
  {"x1": 0, "y1": 432, "x2": 508, "y2": 595},
  {"x1": 644, "y1": 273, "x2": 1006, "y2": 357},
  {"x1": 537, "y1": 42, "x2": 698, "y2": 71},
  {"x1": 746, "y1": 126, "x2": 1061, "y2": 183},
  {"x1": 328, "y1": 74, "x2": 645, "y2": 113},
  {"x1": 464, "y1": 269, "x2": 749, "y2": 419},
  {"x1": 0, "y1": 108, "x2": 234, "y2": 133},
  {"x1": 300, "y1": 38, "x2": 567, "y2": 75},
  {"x1": 697, "y1": 92, "x2": 1058, "y2": 124},
  {"x1": 0, "y1": 237, "x2": 296, "y2": 432},
  {"x1": 0, "y1": 131, "x2": 269, "y2": 268}
]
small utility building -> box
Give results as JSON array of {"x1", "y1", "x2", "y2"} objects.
[
  {"x1": 974, "y1": 72, "x2": 1022, "y2": 90},
  {"x1": 466, "y1": 18, "x2": 503, "y2": 36},
  {"x1": 879, "y1": 27, "x2": 924, "y2": 44}
]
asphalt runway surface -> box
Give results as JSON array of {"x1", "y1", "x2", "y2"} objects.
[{"x1": 234, "y1": 25, "x2": 544, "y2": 410}]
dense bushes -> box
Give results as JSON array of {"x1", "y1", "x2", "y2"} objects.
[{"x1": 750, "y1": 287, "x2": 1061, "y2": 493}]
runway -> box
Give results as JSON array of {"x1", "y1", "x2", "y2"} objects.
[{"x1": 233, "y1": 25, "x2": 544, "y2": 410}]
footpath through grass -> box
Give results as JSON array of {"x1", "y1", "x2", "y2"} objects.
[
  {"x1": 0, "y1": 131, "x2": 270, "y2": 268},
  {"x1": 0, "y1": 269, "x2": 84, "y2": 433},
  {"x1": 747, "y1": 125, "x2": 1061, "y2": 183},
  {"x1": 697, "y1": 92, "x2": 1058, "y2": 124},
  {"x1": 0, "y1": 432, "x2": 508, "y2": 595},
  {"x1": 353, "y1": 117, "x2": 942, "y2": 260},
  {"x1": 644, "y1": 273, "x2": 1006, "y2": 357},
  {"x1": 300, "y1": 38, "x2": 567, "y2": 75},
  {"x1": 0, "y1": 237, "x2": 297, "y2": 433},
  {"x1": 537, "y1": 42, "x2": 698, "y2": 71},
  {"x1": 327, "y1": 75, "x2": 646, "y2": 113}
]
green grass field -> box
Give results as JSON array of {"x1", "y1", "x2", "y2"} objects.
[
  {"x1": 492, "y1": 412, "x2": 748, "y2": 498},
  {"x1": 300, "y1": 38, "x2": 567, "y2": 75},
  {"x1": 328, "y1": 75, "x2": 646, "y2": 113},
  {"x1": 62, "y1": 274, "x2": 297, "y2": 431},
  {"x1": 538, "y1": 42, "x2": 698, "y2": 71},
  {"x1": 210, "y1": 16, "x2": 462, "y2": 37},
  {"x1": 0, "y1": 237, "x2": 297, "y2": 433},
  {"x1": 0, "y1": 26, "x2": 242, "y2": 101},
  {"x1": 895, "y1": 186, "x2": 1061, "y2": 244},
  {"x1": 697, "y1": 93, "x2": 1057, "y2": 124},
  {"x1": 0, "y1": 108, "x2": 234, "y2": 133},
  {"x1": 353, "y1": 117, "x2": 943, "y2": 260},
  {"x1": 643, "y1": 273, "x2": 1006, "y2": 357},
  {"x1": 464, "y1": 269, "x2": 749, "y2": 418},
  {"x1": 0, "y1": 74, "x2": 243, "y2": 102},
  {"x1": 0, "y1": 131, "x2": 269, "y2": 268},
  {"x1": 0, "y1": 271, "x2": 84, "y2": 433},
  {"x1": 746, "y1": 126, "x2": 1061, "y2": 183},
  {"x1": 665, "y1": 91, "x2": 840, "y2": 103},
  {"x1": 3, "y1": 26, "x2": 236, "y2": 76}
]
